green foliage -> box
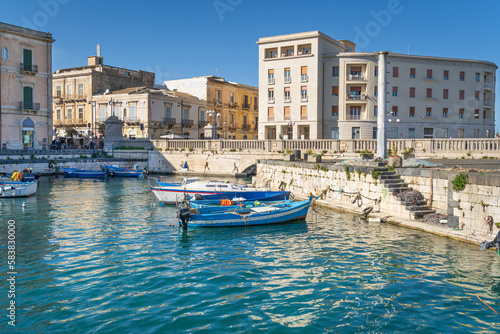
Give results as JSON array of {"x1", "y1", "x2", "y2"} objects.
[
  {"x1": 371, "y1": 170, "x2": 380, "y2": 180},
  {"x1": 387, "y1": 165, "x2": 395, "y2": 172},
  {"x1": 321, "y1": 150, "x2": 328, "y2": 155},
  {"x1": 305, "y1": 149, "x2": 313, "y2": 155},
  {"x1": 403, "y1": 147, "x2": 414, "y2": 155},
  {"x1": 230, "y1": 148, "x2": 237, "y2": 152},
  {"x1": 30, "y1": 154, "x2": 35, "y2": 159},
  {"x1": 482, "y1": 156, "x2": 488, "y2": 159},
  {"x1": 467, "y1": 152, "x2": 471, "y2": 156},
  {"x1": 345, "y1": 166, "x2": 351, "y2": 181},
  {"x1": 356, "y1": 169, "x2": 362, "y2": 177},
  {"x1": 188, "y1": 147, "x2": 194, "y2": 152},
  {"x1": 285, "y1": 149, "x2": 292, "y2": 155},
  {"x1": 117, "y1": 146, "x2": 145, "y2": 150},
  {"x1": 452, "y1": 173, "x2": 467, "y2": 191}
]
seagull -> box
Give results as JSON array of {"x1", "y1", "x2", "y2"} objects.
[{"x1": 22, "y1": 202, "x2": 26, "y2": 207}]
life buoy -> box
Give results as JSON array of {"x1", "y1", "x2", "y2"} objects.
[{"x1": 220, "y1": 199, "x2": 234, "y2": 206}]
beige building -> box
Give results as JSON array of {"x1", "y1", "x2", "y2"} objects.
[
  {"x1": 52, "y1": 47, "x2": 155, "y2": 139},
  {"x1": 0, "y1": 22, "x2": 54, "y2": 149},
  {"x1": 163, "y1": 76, "x2": 259, "y2": 139},
  {"x1": 92, "y1": 87, "x2": 206, "y2": 139},
  {"x1": 258, "y1": 31, "x2": 496, "y2": 140}
]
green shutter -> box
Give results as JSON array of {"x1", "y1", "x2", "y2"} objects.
[
  {"x1": 23, "y1": 86, "x2": 33, "y2": 109},
  {"x1": 23, "y1": 49, "x2": 32, "y2": 70}
]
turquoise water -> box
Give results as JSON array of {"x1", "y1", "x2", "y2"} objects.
[{"x1": 1, "y1": 176, "x2": 499, "y2": 333}]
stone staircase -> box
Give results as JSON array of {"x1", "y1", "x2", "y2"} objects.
[{"x1": 376, "y1": 165, "x2": 436, "y2": 219}]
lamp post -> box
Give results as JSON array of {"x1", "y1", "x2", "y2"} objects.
[
  {"x1": 287, "y1": 121, "x2": 295, "y2": 140},
  {"x1": 206, "y1": 110, "x2": 220, "y2": 139},
  {"x1": 223, "y1": 122, "x2": 227, "y2": 139},
  {"x1": 388, "y1": 118, "x2": 400, "y2": 139}
]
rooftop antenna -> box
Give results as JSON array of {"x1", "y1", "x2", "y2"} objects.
[{"x1": 407, "y1": 43, "x2": 409, "y2": 55}]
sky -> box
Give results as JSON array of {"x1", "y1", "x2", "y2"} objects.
[{"x1": 1, "y1": 0, "x2": 499, "y2": 131}]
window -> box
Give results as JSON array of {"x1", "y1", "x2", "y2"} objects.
[
  {"x1": 410, "y1": 68, "x2": 415, "y2": 78},
  {"x1": 254, "y1": 97, "x2": 258, "y2": 107},
  {"x1": 300, "y1": 105, "x2": 307, "y2": 120},
  {"x1": 459, "y1": 90, "x2": 464, "y2": 100},
  {"x1": 443, "y1": 70, "x2": 449, "y2": 80},
  {"x1": 56, "y1": 108, "x2": 61, "y2": 121},
  {"x1": 460, "y1": 71, "x2": 465, "y2": 81},
  {"x1": 443, "y1": 108, "x2": 448, "y2": 118},
  {"x1": 408, "y1": 128, "x2": 415, "y2": 139},
  {"x1": 409, "y1": 106, "x2": 415, "y2": 117},
  {"x1": 350, "y1": 106, "x2": 361, "y2": 120},
  {"x1": 442, "y1": 128, "x2": 448, "y2": 138},
  {"x1": 426, "y1": 69, "x2": 432, "y2": 79},
  {"x1": 426, "y1": 107, "x2": 432, "y2": 117},
  {"x1": 284, "y1": 106, "x2": 290, "y2": 120},
  {"x1": 426, "y1": 88, "x2": 432, "y2": 98},
  {"x1": 1, "y1": 47, "x2": 8, "y2": 60},
  {"x1": 474, "y1": 129, "x2": 480, "y2": 138},
  {"x1": 268, "y1": 88, "x2": 274, "y2": 102},
  {"x1": 393, "y1": 67, "x2": 398, "y2": 77},
  {"x1": 66, "y1": 107, "x2": 73, "y2": 120},
  {"x1": 66, "y1": 84, "x2": 73, "y2": 98},
  {"x1": 373, "y1": 127, "x2": 377, "y2": 139},
  {"x1": 284, "y1": 68, "x2": 291, "y2": 83},
  {"x1": 392, "y1": 106, "x2": 398, "y2": 117},
  {"x1": 56, "y1": 85, "x2": 61, "y2": 97},
  {"x1": 392, "y1": 86, "x2": 398, "y2": 97},
  {"x1": 487, "y1": 129, "x2": 491, "y2": 138},
  {"x1": 268, "y1": 107, "x2": 274, "y2": 121},
  {"x1": 374, "y1": 105, "x2": 378, "y2": 116},
  {"x1": 332, "y1": 66, "x2": 339, "y2": 76},
  {"x1": 115, "y1": 106, "x2": 120, "y2": 119},
  {"x1": 78, "y1": 106, "x2": 84, "y2": 120},
  {"x1": 215, "y1": 90, "x2": 221, "y2": 103},
  {"x1": 410, "y1": 87, "x2": 415, "y2": 98},
  {"x1": 23, "y1": 86, "x2": 33, "y2": 109},
  {"x1": 130, "y1": 104, "x2": 136, "y2": 121},
  {"x1": 390, "y1": 127, "x2": 398, "y2": 139},
  {"x1": 301, "y1": 66, "x2": 308, "y2": 82},
  {"x1": 458, "y1": 129, "x2": 464, "y2": 138},
  {"x1": 78, "y1": 84, "x2": 84, "y2": 97},
  {"x1": 200, "y1": 109, "x2": 205, "y2": 122},
  {"x1": 352, "y1": 127, "x2": 360, "y2": 139},
  {"x1": 183, "y1": 107, "x2": 189, "y2": 120},
  {"x1": 230, "y1": 114, "x2": 234, "y2": 124},
  {"x1": 374, "y1": 86, "x2": 378, "y2": 96},
  {"x1": 332, "y1": 86, "x2": 339, "y2": 96},
  {"x1": 374, "y1": 66, "x2": 378, "y2": 76},
  {"x1": 459, "y1": 108, "x2": 464, "y2": 118},
  {"x1": 230, "y1": 92, "x2": 234, "y2": 103},
  {"x1": 332, "y1": 106, "x2": 338, "y2": 117},
  {"x1": 165, "y1": 104, "x2": 172, "y2": 119},
  {"x1": 443, "y1": 89, "x2": 448, "y2": 99},
  {"x1": 475, "y1": 91, "x2": 480, "y2": 100},
  {"x1": 22, "y1": 48, "x2": 33, "y2": 71},
  {"x1": 284, "y1": 87, "x2": 291, "y2": 102},
  {"x1": 301, "y1": 86, "x2": 308, "y2": 101},
  {"x1": 423, "y1": 128, "x2": 434, "y2": 138},
  {"x1": 100, "y1": 106, "x2": 106, "y2": 121},
  {"x1": 474, "y1": 109, "x2": 479, "y2": 119},
  {"x1": 331, "y1": 127, "x2": 339, "y2": 139},
  {"x1": 268, "y1": 69, "x2": 274, "y2": 84},
  {"x1": 475, "y1": 73, "x2": 480, "y2": 82}
]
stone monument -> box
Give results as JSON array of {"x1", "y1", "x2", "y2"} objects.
[{"x1": 103, "y1": 116, "x2": 124, "y2": 151}]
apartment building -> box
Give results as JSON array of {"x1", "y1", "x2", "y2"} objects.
[
  {"x1": 52, "y1": 46, "x2": 155, "y2": 139},
  {"x1": 91, "y1": 87, "x2": 206, "y2": 139},
  {"x1": 258, "y1": 31, "x2": 496, "y2": 140},
  {"x1": 0, "y1": 22, "x2": 54, "y2": 149},
  {"x1": 164, "y1": 76, "x2": 258, "y2": 139}
]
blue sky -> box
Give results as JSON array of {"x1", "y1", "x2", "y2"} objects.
[{"x1": 2, "y1": 0, "x2": 499, "y2": 131}]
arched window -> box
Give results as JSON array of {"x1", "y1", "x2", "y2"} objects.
[
  {"x1": 1, "y1": 47, "x2": 8, "y2": 60},
  {"x1": 22, "y1": 118, "x2": 35, "y2": 148}
]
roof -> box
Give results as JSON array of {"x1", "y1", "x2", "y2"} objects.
[
  {"x1": 95, "y1": 86, "x2": 202, "y2": 101},
  {"x1": 0, "y1": 21, "x2": 54, "y2": 42}
]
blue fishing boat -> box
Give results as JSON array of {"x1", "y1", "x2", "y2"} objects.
[
  {"x1": 189, "y1": 199, "x2": 293, "y2": 213},
  {"x1": 0, "y1": 180, "x2": 38, "y2": 197},
  {"x1": 63, "y1": 167, "x2": 106, "y2": 178},
  {"x1": 104, "y1": 165, "x2": 143, "y2": 178},
  {"x1": 178, "y1": 197, "x2": 313, "y2": 228}
]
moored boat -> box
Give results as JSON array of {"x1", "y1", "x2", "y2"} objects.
[
  {"x1": 0, "y1": 180, "x2": 38, "y2": 198},
  {"x1": 63, "y1": 167, "x2": 106, "y2": 178},
  {"x1": 104, "y1": 165, "x2": 143, "y2": 178}
]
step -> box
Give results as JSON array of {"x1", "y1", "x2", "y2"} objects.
[
  {"x1": 381, "y1": 178, "x2": 404, "y2": 184},
  {"x1": 385, "y1": 182, "x2": 407, "y2": 189},
  {"x1": 406, "y1": 205, "x2": 432, "y2": 211},
  {"x1": 411, "y1": 209, "x2": 436, "y2": 217},
  {"x1": 379, "y1": 174, "x2": 400, "y2": 180},
  {"x1": 401, "y1": 200, "x2": 428, "y2": 206},
  {"x1": 390, "y1": 187, "x2": 410, "y2": 194}
]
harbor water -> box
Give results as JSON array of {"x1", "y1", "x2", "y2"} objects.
[{"x1": 1, "y1": 176, "x2": 499, "y2": 333}]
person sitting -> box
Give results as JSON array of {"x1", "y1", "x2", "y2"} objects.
[{"x1": 480, "y1": 231, "x2": 500, "y2": 250}]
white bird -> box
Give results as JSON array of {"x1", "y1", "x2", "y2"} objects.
[{"x1": 22, "y1": 202, "x2": 26, "y2": 207}]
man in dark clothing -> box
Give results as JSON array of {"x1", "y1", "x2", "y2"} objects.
[{"x1": 480, "y1": 231, "x2": 500, "y2": 250}]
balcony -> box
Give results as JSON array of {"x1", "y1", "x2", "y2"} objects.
[
  {"x1": 347, "y1": 114, "x2": 361, "y2": 120},
  {"x1": 301, "y1": 95, "x2": 308, "y2": 102},
  {"x1": 284, "y1": 97, "x2": 291, "y2": 103},
  {"x1": 484, "y1": 99, "x2": 493, "y2": 107},
  {"x1": 301, "y1": 75, "x2": 308, "y2": 82},
  {"x1": 19, "y1": 101, "x2": 40, "y2": 111},
  {"x1": 347, "y1": 74, "x2": 366, "y2": 81},
  {"x1": 243, "y1": 124, "x2": 251, "y2": 131},
  {"x1": 56, "y1": 94, "x2": 88, "y2": 102},
  {"x1": 284, "y1": 77, "x2": 291, "y2": 84},
  {"x1": 198, "y1": 120, "x2": 208, "y2": 127},
  {"x1": 484, "y1": 82, "x2": 494, "y2": 90},
  {"x1": 164, "y1": 117, "x2": 176, "y2": 125},
  {"x1": 53, "y1": 118, "x2": 87, "y2": 127},
  {"x1": 124, "y1": 117, "x2": 141, "y2": 124},
  {"x1": 242, "y1": 103, "x2": 251, "y2": 110},
  {"x1": 268, "y1": 78, "x2": 275, "y2": 84},
  {"x1": 346, "y1": 94, "x2": 367, "y2": 102},
  {"x1": 229, "y1": 102, "x2": 238, "y2": 108},
  {"x1": 20, "y1": 63, "x2": 38, "y2": 75},
  {"x1": 181, "y1": 119, "x2": 194, "y2": 127},
  {"x1": 268, "y1": 97, "x2": 275, "y2": 104},
  {"x1": 300, "y1": 115, "x2": 308, "y2": 120}
]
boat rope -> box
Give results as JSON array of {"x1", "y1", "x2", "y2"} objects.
[{"x1": 475, "y1": 293, "x2": 498, "y2": 314}]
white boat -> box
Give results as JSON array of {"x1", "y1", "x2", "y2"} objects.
[
  {"x1": 0, "y1": 181, "x2": 38, "y2": 198},
  {"x1": 150, "y1": 177, "x2": 290, "y2": 205}
]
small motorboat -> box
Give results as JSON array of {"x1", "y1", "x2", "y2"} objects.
[
  {"x1": 0, "y1": 180, "x2": 38, "y2": 198},
  {"x1": 63, "y1": 167, "x2": 106, "y2": 178},
  {"x1": 104, "y1": 165, "x2": 143, "y2": 178}
]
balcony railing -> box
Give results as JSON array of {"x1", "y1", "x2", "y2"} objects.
[
  {"x1": 284, "y1": 97, "x2": 291, "y2": 103},
  {"x1": 484, "y1": 99, "x2": 493, "y2": 106},
  {"x1": 19, "y1": 101, "x2": 40, "y2": 111},
  {"x1": 347, "y1": 114, "x2": 361, "y2": 120},
  {"x1": 243, "y1": 124, "x2": 251, "y2": 131},
  {"x1": 124, "y1": 117, "x2": 141, "y2": 124},
  {"x1": 300, "y1": 115, "x2": 308, "y2": 120},
  {"x1": 181, "y1": 119, "x2": 194, "y2": 127},
  {"x1": 284, "y1": 77, "x2": 291, "y2": 84},
  {"x1": 268, "y1": 78, "x2": 275, "y2": 84},
  {"x1": 20, "y1": 63, "x2": 38, "y2": 74},
  {"x1": 301, "y1": 75, "x2": 308, "y2": 82},
  {"x1": 268, "y1": 97, "x2": 275, "y2": 103},
  {"x1": 229, "y1": 102, "x2": 238, "y2": 108},
  {"x1": 164, "y1": 117, "x2": 176, "y2": 125},
  {"x1": 301, "y1": 95, "x2": 308, "y2": 102},
  {"x1": 346, "y1": 94, "x2": 367, "y2": 101},
  {"x1": 242, "y1": 103, "x2": 251, "y2": 109},
  {"x1": 347, "y1": 74, "x2": 366, "y2": 81},
  {"x1": 199, "y1": 120, "x2": 208, "y2": 127}
]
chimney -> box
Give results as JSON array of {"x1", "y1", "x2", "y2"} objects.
[
  {"x1": 97, "y1": 44, "x2": 101, "y2": 57},
  {"x1": 88, "y1": 44, "x2": 103, "y2": 66}
]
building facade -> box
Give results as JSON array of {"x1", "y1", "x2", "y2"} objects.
[
  {"x1": 0, "y1": 22, "x2": 54, "y2": 149},
  {"x1": 163, "y1": 76, "x2": 259, "y2": 139},
  {"x1": 92, "y1": 87, "x2": 206, "y2": 139},
  {"x1": 258, "y1": 31, "x2": 497, "y2": 140},
  {"x1": 52, "y1": 48, "x2": 155, "y2": 139}
]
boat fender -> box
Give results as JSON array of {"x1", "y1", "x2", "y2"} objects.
[
  {"x1": 3, "y1": 186, "x2": 13, "y2": 192},
  {"x1": 12, "y1": 190, "x2": 16, "y2": 196},
  {"x1": 194, "y1": 194, "x2": 204, "y2": 200},
  {"x1": 352, "y1": 194, "x2": 363, "y2": 207},
  {"x1": 48, "y1": 162, "x2": 53, "y2": 168},
  {"x1": 362, "y1": 206, "x2": 373, "y2": 218}
]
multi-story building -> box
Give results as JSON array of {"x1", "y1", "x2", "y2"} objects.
[
  {"x1": 52, "y1": 46, "x2": 155, "y2": 139},
  {"x1": 163, "y1": 76, "x2": 259, "y2": 139},
  {"x1": 0, "y1": 22, "x2": 54, "y2": 149},
  {"x1": 92, "y1": 87, "x2": 206, "y2": 139},
  {"x1": 258, "y1": 31, "x2": 497, "y2": 140}
]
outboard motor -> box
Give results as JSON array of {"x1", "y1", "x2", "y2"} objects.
[{"x1": 178, "y1": 208, "x2": 191, "y2": 229}]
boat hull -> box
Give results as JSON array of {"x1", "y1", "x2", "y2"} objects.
[
  {"x1": 104, "y1": 165, "x2": 143, "y2": 178},
  {"x1": 63, "y1": 168, "x2": 106, "y2": 178},
  {"x1": 0, "y1": 181, "x2": 38, "y2": 198}
]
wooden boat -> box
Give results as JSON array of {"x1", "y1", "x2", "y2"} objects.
[
  {"x1": 63, "y1": 167, "x2": 106, "y2": 178},
  {"x1": 178, "y1": 197, "x2": 313, "y2": 228},
  {"x1": 0, "y1": 180, "x2": 38, "y2": 198},
  {"x1": 189, "y1": 199, "x2": 294, "y2": 214},
  {"x1": 104, "y1": 165, "x2": 143, "y2": 178},
  {"x1": 151, "y1": 177, "x2": 290, "y2": 205}
]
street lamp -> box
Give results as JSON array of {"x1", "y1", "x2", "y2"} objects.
[
  {"x1": 388, "y1": 118, "x2": 400, "y2": 139},
  {"x1": 206, "y1": 110, "x2": 220, "y2": 139},
  {"x1": 287, "y1": 121, "x2": 295, "y2": 140}
]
